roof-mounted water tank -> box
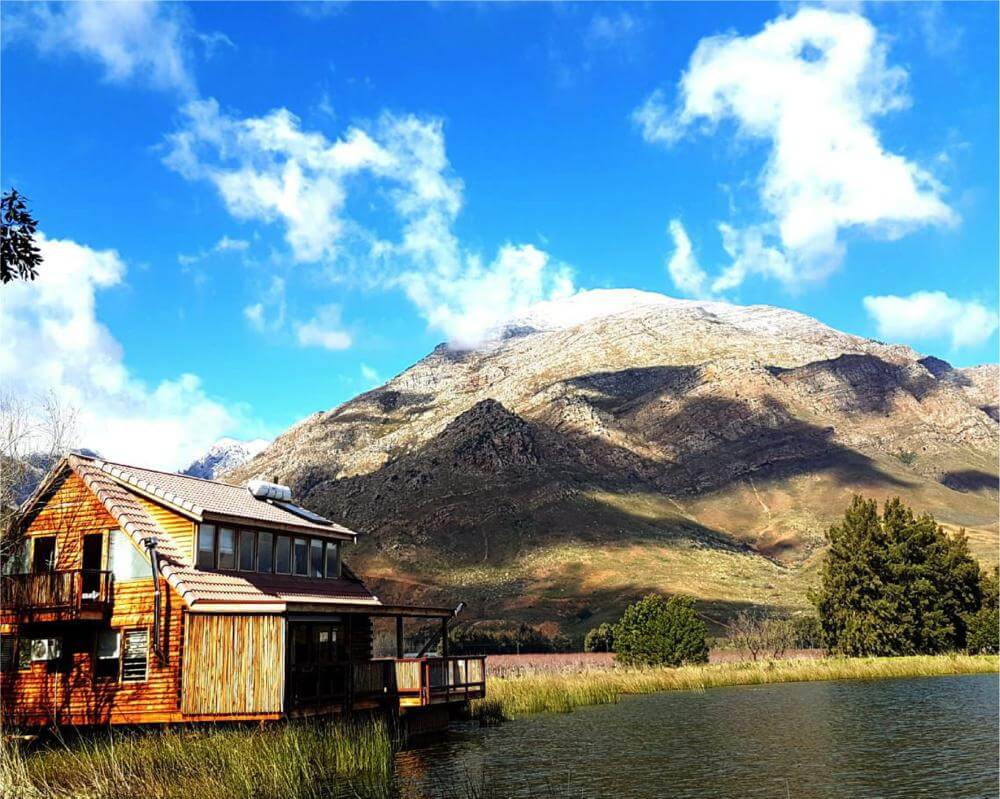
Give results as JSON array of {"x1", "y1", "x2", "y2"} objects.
[{"x1": 246, "y1": 479, "x2": 293, "y2": 502}]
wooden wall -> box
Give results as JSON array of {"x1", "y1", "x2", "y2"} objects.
[
  {"x1": 2, "y1": 471, "x2": 185, "y2": 728},
  {"x1": 181, "y1": 614, "x2": 284, "y2": 715},
  {"x1": 135, "y1": 496, "x2": 195, "y2": 561}
]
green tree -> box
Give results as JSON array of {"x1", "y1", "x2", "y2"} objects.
[
  {"x1": 584, "y1": 622, "x2": 615, "y2": 653},
  {"x1": 813, "y1": 496, "x2": 983, "y2": 656},
  {"x1": 614, "y1": 594, "x2": 708, "y2": 667},
  {"x1": 966, "y1": 568, "x2": 999, "y2": 655},
  {"x1": 1, "y1": 189, "x2": 42, "y2": 284}
]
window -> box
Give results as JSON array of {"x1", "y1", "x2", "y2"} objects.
[
  {"x1": 310, "y1": 539, "x2": 324, "y2": 578},
  {"x1": 257, "y1": 531, "x2": 274, "y2": 573},
  {"x1": 109, "y1": 530, "x2": 148, "y2": 581},
  {"x1": 238, "y1": 530, "x2": 256, "y2": 572},
  {"x1": 95, "y1": 630, "x2": 121, "y2": 680},
  {"x1": 121, "y1": 629, "x2": 148, "y2": 683},
  {"x1": 197, "y1": 524, "x2": 216, "y2": 569},
  {"x1": 275, "y1": 536, "x2": 291, "y2": 574},
  {"x1": 0, "y1": 635, "x2": 14, "y2": 672},
  {"x1": 325, "y1": 542, "x2": 341, "y2": 579},
  {"x1": 217, "y1": 528, "x2": 236, "y2": 570},
  {"x1": 16, "y1": 640, "x2": 31, "y2": 670},
  {"x1": 32, "y1": 536, "x2": 57, "y2": 572},
  {"x1": 2, "y1": 540, "x2": 28, "y2": 575},
  {"x1": 293, "y1": 538, "x2": 309, "y2": 576}
]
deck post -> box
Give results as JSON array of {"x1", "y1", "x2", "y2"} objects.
[
  {"x1": 441, "y1": 617, "x2": 449, "y2": 659},
  {"x1": 396, "y1": 615, "x2": 404, "y2": 659}
]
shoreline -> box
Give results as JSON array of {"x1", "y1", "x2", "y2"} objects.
[{"x1": 470, "y1": 654, "x2": 999, "y2": 720}]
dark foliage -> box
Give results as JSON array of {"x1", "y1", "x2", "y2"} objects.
[
  {"x1": 1, "y1": 189, "x2": 42, "y2": 284},
  {"x1": 583, "y1": 622, "x2": 615, "y2": 653},
  {"x1": 449, "y1": 622, "x2": 571, "y2": 655},
  {"x1": 965, "y1": 568, "x2": 999, "y2": 655},
  {"x1": 813, "y1": 496, "x2": 983, "y2": 656},
  {"x1": 614, "y1": 594, "x2": 708, "y2": 667},
  {"x1": 789, "y1": 614, "x2": 823, "y2": 649}
]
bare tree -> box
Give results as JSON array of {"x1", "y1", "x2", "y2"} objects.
[
  {"x1": 1, "y1": 391, "x2": 80, "y2": 562},
  {"x1": 729, "y1": 610, "x2": 796, "y2": 661}
]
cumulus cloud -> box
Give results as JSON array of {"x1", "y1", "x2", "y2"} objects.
[
  {"x1": 4, "y1": 0, "x2": 197, "y2": 94},
  {"x1": 863, "y1": 291, "x2": 998, "y2": 349},
  {"x1": 0, "y1": 234, "x2": 246, "y2": 469},
  {"x1": 164, "y1": 98, "x2": 575, "y2": 348},
  {"x1": 638, "y1": 8, "x2": 957, "y2": 291},
  {"x1": 665, "y1": 220, "x2": 709, "y2": 298},
  {"x1": 294, "y1": 305, "x2": 352, "y2": 350}
]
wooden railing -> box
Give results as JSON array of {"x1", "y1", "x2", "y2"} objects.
[
  {"x1": 393, "y1": 656, "x2": 487, "y2": 705},
  {"x1": 0, "y1": 570, "x2": 113, "y2": 618}
]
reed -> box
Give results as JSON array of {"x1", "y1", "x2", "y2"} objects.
[
  {"x1": 471, "y1": 654, "x2": 999, "y2": 721},
  {"x1": 1, "y1": 717, "x2": 397, "y2": 799}
]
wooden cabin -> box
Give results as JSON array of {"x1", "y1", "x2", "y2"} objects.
[{"x1": 0, "y1": 454, "x2": 485, "y2": 729}]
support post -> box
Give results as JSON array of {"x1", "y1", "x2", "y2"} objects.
[
  {"x1": 395, "y1": 616, "x2": 404, "y2": 659},
  {"x1": 441, "y1": 617, "x2": 449, "y2": 659}
]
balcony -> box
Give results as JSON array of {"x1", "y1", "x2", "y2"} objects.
[
  {"x1": 0, "y1": 570, "x2": 113, "y2": 622},
  {"x1": 392, "y1": 656, "x2": 487, "y2": 707}
]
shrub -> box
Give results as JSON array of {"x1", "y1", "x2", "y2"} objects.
[
  {"x1": 614, "y1": 594, "x2": 708, "y2": 667},
  {"x1": 790, "y1": 614, "x2": 823, "y2": 649},
  {"x1": 813, "y1": 496, "x2": 983, "y2": 656},
  {"x1": 449, "y1": 622, "x2": 571, "y2": 654},
  {"x1": 966, "y1": 568, "x2": 999, "y2": 655},
  {"x1": 583, "y1": 622, "x2": 615, "y2": 653},
  {"x1": 729, "y1": 611, "x2": 795, "y2": 660}
]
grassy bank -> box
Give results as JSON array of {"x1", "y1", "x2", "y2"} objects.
[
  {"x1": 470, "y1": 654, "x2": 999, "y2": 720},
  {"x1": 1, "y1": 718, "x2": 398, "y2": 799}
]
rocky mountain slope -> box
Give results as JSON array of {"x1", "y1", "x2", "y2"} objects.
[
  {"x1": 182, "y1": 437, "x2": 270, "y2": 480},
  {"x1": 230, "y1": 290, "x2": 999, "y2": 636}
]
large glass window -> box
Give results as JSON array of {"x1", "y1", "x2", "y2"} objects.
[
  {"x1": 217, "y1": 528, "x2": 236, "y2": 570},
  {"x1": 32, "y1": 536, "x2": 57, "y2": 572},
  {"x1": 238, "y1": 530, "x2": 255, "y2": 571},
  {"x1": 310, "y1": 539, "x2": 324, "y2": 578},
  {"x1": 293, "y1": 538, "x2": 309, "y2": 576},
  {"x1": 109, "y1": 530, "x2": 148, "y2": 581},
  {"x1": 196, "y1": 524, "x2": 215, "y2": 569},
  {"x1": 275, "y1": 536, "x2": 291, "y2": 574},
  {"x1": 325, "y1": 542, "x2": 341, "y2": 579},
  {"x1": 257, "y1": 531, "x2": 274, "y2": 573}
]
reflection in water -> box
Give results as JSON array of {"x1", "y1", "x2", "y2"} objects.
[{"x1": 393, "y1": 675, "x2": 998, "y2": 798}]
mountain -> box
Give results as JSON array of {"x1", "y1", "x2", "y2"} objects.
[
  {"x1": 228, "y1": 290, "x2": 999, "y2": 636},
  {"x1": 182, "y1": 437, "x2": 270, "y2": 480}
]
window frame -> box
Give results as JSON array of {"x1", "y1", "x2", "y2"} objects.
[
  {"x1": 256, "y1": 530, "x2": 274, "y2": 574},
  {"x1": 293, "y1": 537, "x2": 309, "y2": 577},
  {"x1": 275, "y1": 535, "x2": 291, "y2": 574},
  {"x1": 94, "y1": 629, "x2": 122, "y2": 682},
  {"x1": 196, "y1": 524, "x2": 216, "y2": 570},
  {"x1": 31, "y1": 535, "x2": 58, "y2": 573},
  {"x1": 216, "y1": 527, "x2": 237, "y2": 570},
  {"x1": 324, "y1": 541, "x2": 341, "y2": 579}
]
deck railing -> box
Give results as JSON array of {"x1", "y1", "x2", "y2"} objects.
[
  {"x1": 393, "y1": 656, "x2": 487, "y2": 705},
  {"x1": 0, "y1": 570, "x2": 113, "y2": 618}
]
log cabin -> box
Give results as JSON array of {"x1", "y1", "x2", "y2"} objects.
[{"x1": 0, "y1": 453, "x2": 485, "y2": 730}]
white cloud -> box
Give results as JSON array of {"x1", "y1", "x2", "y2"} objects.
[
  {"x1": 6, "y1": 0, "x2": 196, "y2": 94},
  {"x1": 863, "y1": 291, "x2": 998, "y2": 349},
  {"x1": 165, "y1": 98, "x2": 575, "y2": 348},
  {"x1": 585, "y1": 12, "x2": 641, "y2": 49},
  {"x1": 178, "y1": 234, "x2": 250, "y2": 266},
  {"x1": 637, "y1": 8, "x2": 957, "y2": 290},
  {"x1": 360, "y1": 363, "x2": 381, "y2": 385},
  {"x1": 294, "y1": 304, "x2": 352, "y2": 350},
  {"x1": 243, "y1": 277, "x2": 286, "y2": 333},
  {"x1": 0, "y1": 234, "x2": 246, "y2": 469},
  {"x1": 665, "y1": 220, "x2": 709, "y2": 298}
]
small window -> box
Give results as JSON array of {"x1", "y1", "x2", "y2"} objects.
[
  {"x1": 32, "y1": 536, "x2": 57, "y2": 573},
  {"x1": 217, "y1": 528, "x2": 236, "y2": 570},
  {"x1": 238, "y1": 530, "x2": 256, "y2": 571},
  {"x1": 257, "y1": 531, "x2": 274, "y2": 573},
  {"x1": 293, "y1": 538, "x2": 309, "y2": 576},
  {"x1": 275, "y1": 536, "x2": 291, "y2": 574},
  {"x1": 16, "y1": 639, "x2": 31, "y2": 670},
  {"x1": 121, "y1": 629, "x2": 148, "y2": 683},
  {"x1": 95, "y1": 630, "x2": 121, "y2": 680},
  {"x1": 196, "y1": 524, "x2": 216, "y2": 569},
  {"x1": 325, "y1": 542, "x2": 341, "y2": 579},
  {"x1": 0, "y1": 635, "x2": 14, "y2": 672},
  {"x1": 310, "y1": 539, "x2": 324, "y2": 578}
]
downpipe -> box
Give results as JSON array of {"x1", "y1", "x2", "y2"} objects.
[{"x1": 142, "y1": 537, "x2": 165, "y2": 663}]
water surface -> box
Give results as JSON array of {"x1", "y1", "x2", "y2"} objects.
[{"x1": 395, "y1": 674, "x2": 998, "y2": 798}]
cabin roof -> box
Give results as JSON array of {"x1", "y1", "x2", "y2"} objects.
[
  {"x1": 19, "y1": 454, "x2": 380, "y2": 614},
  {"x1": 82, "y1": 455, "x2": 356, "y2": 538}
]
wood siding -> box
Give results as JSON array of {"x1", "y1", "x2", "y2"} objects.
[
  {"x1": 181, "y1": 614, "x2": 284, "y2": 715},
  {"x1": 135, "y1": 496, "x2": 195, "y2": 561}
]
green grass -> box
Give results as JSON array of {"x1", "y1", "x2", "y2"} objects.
[
  {"x1": 1, "y1": 717, "x2": 396, "y2": 799},
  {"x1": 471, "y1": 654, "x2": 1000, "y2": 720}
]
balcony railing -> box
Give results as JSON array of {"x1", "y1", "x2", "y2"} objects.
[
  {"x1": 393, "y1": 656, "x2": 487, "y2": 705},
  {"x1": 0, "y1": 570, "x2": 113, "y2": 619}
]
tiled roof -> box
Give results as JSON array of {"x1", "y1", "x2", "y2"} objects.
[
  {"x1": 80, "y1": 455, "x2": 356, "y2": 538},
  {"x1": 59, "y1": 454, "x2": 380, "y2": 613}
]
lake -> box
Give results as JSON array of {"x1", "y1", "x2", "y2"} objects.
[{"x1": 393, "y1": 675, "x2": 998, "y2": 798}]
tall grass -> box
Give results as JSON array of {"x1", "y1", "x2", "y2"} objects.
[
  {"x1": 471, "y1": 654, "x2": 999, "y2": 720},
  {"x1": 1, "y1": 717, "x2": 396, "y2": 799}
]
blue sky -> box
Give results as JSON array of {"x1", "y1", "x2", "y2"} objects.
[{"x1": 2, "y1": 1, "x2": 997, "y2": 468}]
